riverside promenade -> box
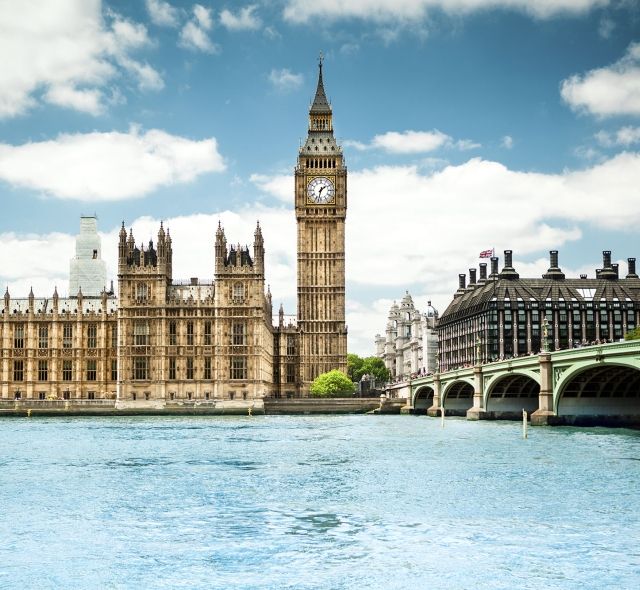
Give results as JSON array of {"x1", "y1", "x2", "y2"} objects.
[{"x1": 0, "y1": 396, "x2": 405, "y2": 417}]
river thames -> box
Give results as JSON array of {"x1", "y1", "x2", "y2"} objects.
[{"x1": 0, "y1": 416, "x2": 638, "y2": 589}]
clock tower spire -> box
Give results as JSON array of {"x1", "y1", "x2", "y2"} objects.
[{"x1": 295, "y1": 57, "x2": 348, "y2": 388}]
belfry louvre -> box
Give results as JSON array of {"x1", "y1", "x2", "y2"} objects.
[
  {"x1": 0, "y1": 61, "x2": 347, "y2": 403},
  {"x1": 438, "y1": 250, "x2": 640, "y2": 372}
]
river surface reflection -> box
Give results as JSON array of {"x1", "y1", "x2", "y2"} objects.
[{"x1": 0, "y1": 416, "x2": 639, "y2": 589}]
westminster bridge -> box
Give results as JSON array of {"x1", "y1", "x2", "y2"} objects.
[{"x1": 389, "y1": 340, "x2": 640, "y2": 427}]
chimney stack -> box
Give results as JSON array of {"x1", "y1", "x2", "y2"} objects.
[
  {"x1": 599, "y1": 250, "x2": 617, "y2": 280},
  {"x1": 627, "y1": 257, "x2": 638, "y2": 279},
  {"x1": 543, "y1": 249, "x2": 565, "y2": 280},
  {"x1": 479, "y1": 263, "x2": 487, "y2": 281},
  {"x1": 489, "y1": 257, "x2": 499, "y2": 278},
  {"x1": 469, "y1": 268, "x2": 477, "y2": 285},
  {"x1": 499, "y1": 249, "x2": 519, "y2": 279}
]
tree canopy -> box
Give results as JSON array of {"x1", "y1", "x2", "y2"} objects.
[
  {"x1": 624, "y1": 327, "x2": 640, "y2": 341},
  {"x1": 348, "y1": 353, "x2": 391, "y2": 385},
  {"x1": 310, "y1": 370, "x2": 355, "y2": 398}
]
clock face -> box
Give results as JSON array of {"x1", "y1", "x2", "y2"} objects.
[{"x1": 307, "y1": 177, "x2": 335, "y2": 204}]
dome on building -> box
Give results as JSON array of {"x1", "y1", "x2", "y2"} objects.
[
  {"x1": 424, "y1": 300, "x2": 438, "y2": 318},
  {"x1": 400, "y1": 291, "x2": 414, "y2": 308}
]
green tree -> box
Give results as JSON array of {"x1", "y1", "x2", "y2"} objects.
[
  {"x1": 347, "y1": 353, "x2": 364, "y2": 382},
  {"x1": 360, "y1": 356, "x2": 391, "y2": 385},
  {"x1": 310, "y1": 370, "x2": 355, "y2": 398},
  {"x1": 347, "y1": 353, "x2": 391, "y2": 385},
  {"x1": 624, "y1": 327, "x2": 640, "y2": 341}
]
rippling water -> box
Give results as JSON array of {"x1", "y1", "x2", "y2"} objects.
[{"x1": 0, "y1": 416, "x2": 639, "y2": 589}]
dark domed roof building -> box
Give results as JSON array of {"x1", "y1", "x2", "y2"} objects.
[{"x1": 438, "y1": 250, "x2": 640, "y2": 372}]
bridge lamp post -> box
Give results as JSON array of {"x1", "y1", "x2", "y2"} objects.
[{"x1": 542, "y1": 316, "x2": 550, "y2": 353}]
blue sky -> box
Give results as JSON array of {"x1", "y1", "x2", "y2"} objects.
[{"x1": 0, "y1": 0, "x2": 639, "y2": 354}]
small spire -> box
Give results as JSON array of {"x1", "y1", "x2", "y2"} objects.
[
  {"x1": 311, "y1": 52, "x2": 331, "y2": 114},
  {"x1": 53, "y1": 285, "x2": 58, "y2": 298},
  {"x1": 29, "y1": 286, "x2": 34, "y2": 298}
]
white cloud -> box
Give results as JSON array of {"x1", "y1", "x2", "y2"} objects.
[
  {"x1": 194, "y1": 4, "x2": 213, "y2": 29},
  {"x1": 0, "y1": 126, "x2": 225, "y2": 201},
  {"x1": 250, "y1": 174, "x2": 293, "y2": 203},
  {"x1": 44, "y1": 86, "x2": 105, "y2": 116},
  {"x1": 220, "y1": 5, "x2": 261, "y2": 31},
  {"x1": 268, "y1": 68, "x2": 304, "y2": 92},
  {"x1": 561, "y1": 42, "x2": 640, "y2": 117},
  {"x1": 455, "y1": 138, "x2": 481, "y2": 150},
  {"x1": 283, "y1": 0, "x2": 608, "y2": 24},
  {"x1": 595, "y1": 126, "x2": 640, "y2": 147},
  {"x1": 179, "y1": 4, "x2": 216, "y2": 53},
  {"x1": 349, "y1": 129, "x2": 480, "y2": 154},
  {"x1": 598, "y1": 16, "x2": 615, "y2": 39},
  {"x1": 0, "y1": 0, "x2": 163, "y2": 118},
  {"x1": 501, "y1": 135, "x2": 514, "y2": 149},
  {"x1": 146, "y1": 0, "x2": 180, "y2": 27},
  {"x1": 372, "y1": 130, "x2": 450, "y2": 153}
]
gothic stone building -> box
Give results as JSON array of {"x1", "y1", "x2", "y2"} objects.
[
  {"x1": 438, "y1": 250, "x2": 640, "y2": 372},
  {"x1": 0, "y1": 61, "x2": 347, "y2": 402}
]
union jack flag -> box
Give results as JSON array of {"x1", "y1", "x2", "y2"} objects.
[{"x1": 479, "y1": 249, "x2": 494, "y2": 258}]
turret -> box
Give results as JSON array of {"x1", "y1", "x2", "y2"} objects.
[
  {"x1": 253, "y1": 221, "x2": 264, "y2": 275},
  {"x1": 118, "y1": 221, "x2": 127, "y2": 270},
  {"x1": 215, "y1": 221, "x2": 227, "y2": 275},
  {"x1": 166, "y1": 228, "x2": 172, "y2": 279},
  {"x1": 157, "y1": 221, "x2": 166, "y2": 267},
  {"x1": 279, "y1": 303, "x2": 284, "y2": 328},
  {"x1": 28, "y1": 286, "x2": 34, "y2": 315},
  {"x1": 4, "y1": 286, "x2": 9, "y2": 313},
  {"x1": 53, "y1": 286, "x2": 59, "y2": 315}
]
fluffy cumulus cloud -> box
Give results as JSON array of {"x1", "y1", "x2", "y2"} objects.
[
  {"x1": 347, "y1": 129, "x2": 479, "y2": 153},
  {"x1": 0, "y1": 0, "x2": 163, "y2": 118},
  {"x1": 595, "y1": 126, "x2": 640, "y2": 147},
  {"x1": 250, "y1": 174, "x2": 293, "y2": 202},
  {"x1": 561, "y1": 42, "x2": 640, "y2": 117},
  {"x1": 0, "y1": 126, "x2": 225, "y2": 201},
  {"x1": 268, "y1": 68, "x2": 304, "y2": 92},
  {"x1": 179, "y1": 4, "x2": 217, "y2": 53},
  {"x1": 283, "y1": 0, "x2": 609, "y2": 23},
  {"x1": 146, "y1": 0, "x2": 180, "y2": 27},
  {"x1": 220, "y1": 5, "x2": 261, "y2": 31}
]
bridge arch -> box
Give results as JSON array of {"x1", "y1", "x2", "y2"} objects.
[
  {"x1": 484, "y1": 371, "x2": 540, "y2": 418},
  {"x1": 555, "y1": 361, "x2": 640, "y2": 424},
  {"x1": 441, "y1": 378, "x2": 474, "y2": 416},
  {"x1": 413, "y1": 385, "x2": 434, "y2": 413}
]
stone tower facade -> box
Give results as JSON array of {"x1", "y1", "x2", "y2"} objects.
[
  {"x1": 295, "y1": 58, "x2": 348, "y2": 385},
  {"x1": 69, "y1": 216, "x2": 107, "y2": 297}
]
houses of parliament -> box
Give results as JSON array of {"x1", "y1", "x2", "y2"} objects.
[{"x1": 0, "y1": 62, "x2": 347, "y2": 403}]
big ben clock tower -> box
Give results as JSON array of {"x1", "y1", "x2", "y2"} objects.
[{"x1": 296, "y1": 56, "x2": 348, "y2": 388}]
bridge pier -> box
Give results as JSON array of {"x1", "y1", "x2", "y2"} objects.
[
  {"x1": 467, "y1": 364, "x2": 489, "y2": 420},
  {"x1": 531, "y1": 352, "x2": 556, "y2": 426},
  {"x1": 426, "y1": 375, "x2": 441, "y2": 417}
]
